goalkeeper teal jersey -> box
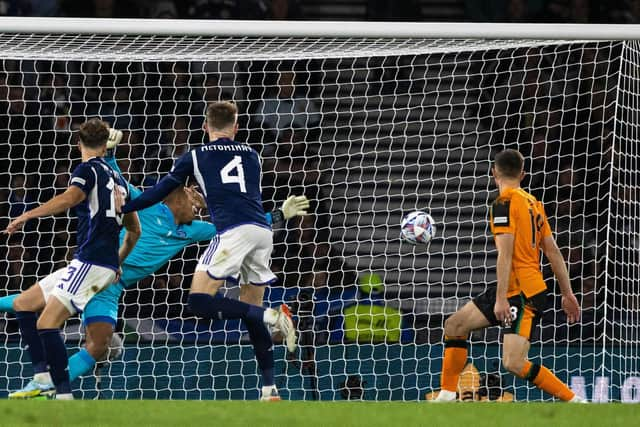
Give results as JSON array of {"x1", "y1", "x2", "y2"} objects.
[
  {"x1": 105, "y1": 156, "x2": 217, "y2": 288},
  {"x1": 119, "y1": 203, "x2": 216, "y2": 288}
]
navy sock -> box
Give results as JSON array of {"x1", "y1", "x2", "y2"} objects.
[
  {"x1": 188, "y1": 293, "x2": 265, "y2": 323},
  {"x1": 15, "y1": 311, "x2": 47, "y2": 374},
  {"x1": 246, "y1": 317, "x2": 274, "y2": 387},
  {"x1": 38, "y1": 329, "x2": 71, "y2": 395}
]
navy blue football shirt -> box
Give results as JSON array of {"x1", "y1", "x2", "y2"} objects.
[
  {"x1": 121, "y1": 138, "x2": 269, "y2": 233},
  {"x1": 168, "y1": 138, "x2": 268, "y2": 233},
  {"x1": 70, "y1": 157, "x2": 129, "y2": 270}
]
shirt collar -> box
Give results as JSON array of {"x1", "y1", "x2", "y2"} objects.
[
  {"x1": 499, "y1": 187, "x2": 518, "y2": 198},
  {"x1": 210, "y1": 137, "x2": 233, "y2": 144}
]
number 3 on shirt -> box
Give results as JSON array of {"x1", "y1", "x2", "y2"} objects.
[{"x1": 220, "y1": 155, "x2": 247, "y2": 193}]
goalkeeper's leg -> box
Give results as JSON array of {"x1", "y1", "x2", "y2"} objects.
[
  {"x1": 67, "y1": 322, "x2": 113, "y2": 383},
  {"x1": 67, "y1": 283, "x2": 125, "y2": 382}
]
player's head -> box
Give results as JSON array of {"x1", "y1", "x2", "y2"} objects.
[
  {"x1": 78, "y1": 118, "x2": 110, "y2": 152},
  {"x1": 205, "y1": 101, "x2": 238, "y2": 137},
  {"x1": 492, "y1": 149, "x2": 525, "y2": 184},
  {"x1": 163, "y1": 186, "x2": 198, "y2": 225}
]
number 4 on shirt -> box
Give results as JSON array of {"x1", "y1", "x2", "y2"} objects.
[{"x1": 220, "y1": 155, "x2": 247, "y2": 193}]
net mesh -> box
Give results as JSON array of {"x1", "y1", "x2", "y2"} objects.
[{"x1": 0, "y1": 32, "x2": 637, "y2": 401}]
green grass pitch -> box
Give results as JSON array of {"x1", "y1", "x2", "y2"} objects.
[{"x1": 0, "y1": 401, "x2": 635, "y2": 427}]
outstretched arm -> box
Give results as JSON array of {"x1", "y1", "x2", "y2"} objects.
[
  {"x1": 121, "y1": 175, "x2": 181, "y2": 214},
  {"x1": 122, "y1": 151, "x2": 193, "y2": 214},
  {"x1": 104, "y1": 153, "x2": 142, "y2": 200},
  {"x1": 104, "y1": 127, "x2": 142, "y2": 199},
  {"x1": 541, "y1": 235, "x2": 580, "y2": 323},
  {"x1": 4, "y1": 186, "x2": 85, "y2": 234}
]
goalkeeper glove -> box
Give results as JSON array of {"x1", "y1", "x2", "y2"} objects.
[
  {"x1": 270, "y1": 195, "x2": 310, "y2": 224},
  {"x1": 281, "y1": 195, "x2": 310, "y2": 220},
  {"x1": 107, "y1": 128, "x2": 123, "y2": 150}
]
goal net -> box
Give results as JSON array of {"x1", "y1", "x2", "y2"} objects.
[{"x1": 0, "y1": 20, "x2": 637, "y2": 402}]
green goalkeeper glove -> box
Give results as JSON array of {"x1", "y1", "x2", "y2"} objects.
[{"x1": 107, "y1": 128, "x2": 123, "y2": 150}]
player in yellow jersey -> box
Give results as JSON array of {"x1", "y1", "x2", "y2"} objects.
[{"x1": 434, "y1": 149, "x2": 584, "y2": 402}]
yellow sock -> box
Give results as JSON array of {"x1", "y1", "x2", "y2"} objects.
[
  {"x1": 441, "y1": 336, "x2": 468, "y2": 392},
  {"x1": 519, "y1": 361, "x2": 575, "y2": 401}
]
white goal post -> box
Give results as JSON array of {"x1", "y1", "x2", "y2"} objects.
[{"x1": 0, "y1": 18, "x2": 638, "y2": 402}]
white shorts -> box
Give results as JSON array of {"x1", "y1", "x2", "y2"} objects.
[
  {"x1": 38, "y1": 259, "x2": 117, "y2": 315},
  {"x1": 196, "y1": 224, "x2": 277, "y2": 286}
]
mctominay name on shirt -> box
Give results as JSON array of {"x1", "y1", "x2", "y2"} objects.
[{"x1": 201, "y1": 144, "x2": 252, "y2": 152}]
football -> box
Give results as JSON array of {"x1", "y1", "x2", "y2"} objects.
[{"x1": 400, "y1": 211, "x2": 436, "y2": 245}]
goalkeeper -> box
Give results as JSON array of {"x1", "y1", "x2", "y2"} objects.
[{"x1": 0, "y1": 129, "x2": 310, "y2": 399}]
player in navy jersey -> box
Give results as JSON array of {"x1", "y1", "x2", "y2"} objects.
[
  {"x1": 4, "y1": 119, "x2": 141, "y2": 399},
  {"x1": 122, "y1": 101, "x2": 296, "y2": 400},
  {"x1": 0, "y1": 128, "x2": 309, "y2": 399}
]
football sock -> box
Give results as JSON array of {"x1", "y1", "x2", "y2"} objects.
[
  {"x1": 245, "y1": 317, "x2": 275, "y2": 387},
  {"x1": 0, "y1": 294, "x2": 17, "y2": 313},
  {"x1": 188, "y1": 293, "x2": 265, "y2": 324},
  {"x1": 55, "y1": 393, "x2": 74, "y2": 400},
  {"x1": 16, "y1": 311, "x2": 47, "y2": 374},
  {"x1": 519, "y1": 361, "x2": 575, "y2": 401},
  {"x1": 440, "y1": 335, "x2": 468, "y2": 392},
  {"x1": 38, "y1": 328, "x2": 72, "y2": 395},
  {"x1": 68, "y1": 348, "x2": 96, "y2": 382}
]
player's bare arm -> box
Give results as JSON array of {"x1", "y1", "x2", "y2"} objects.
[
  {"x1": 540, "y1": 235, "x2": 580, "y2": 323},
  {"x1": 3, "y1": 186, "x2": 86, "y2": 235},
  {"x1": 119, "y1": 212, "x2": 141, "y2": 265},
  {"x1": 494, "y1": 233, "x2": 515, "y2": 325}
]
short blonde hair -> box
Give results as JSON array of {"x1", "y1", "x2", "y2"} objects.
[{"x1": 206, "y1": 101, "x2": 237, "y2": 131}]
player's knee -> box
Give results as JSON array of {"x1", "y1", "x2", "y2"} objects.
[
  {"x1": 12, "y1": 295, "x2": 27, "y2": 312},
  {"x1": 13, "y1": 293, "x2": 35, "y2": 312},
  {"x1": 444, "y1": 314, "x2": 467, "y2": 336}
]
